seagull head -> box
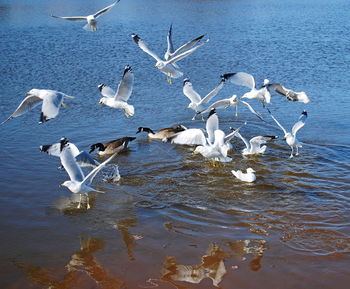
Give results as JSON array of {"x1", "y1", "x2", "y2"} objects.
[
  {"x1": 263, "y1": 79, "x2": 270, "y2": 86},
  {"x1": 229, "y1": 94, "x2": 238, "y2": 104},
  {"x1": 26, "y1": 88, "x2": 39, "y2": 96},
  {"x1": 60, "y1": 180, "x2": 72, "y2": 188},
  {"x1": 155, "y1": 61, "x2": 165, "y2": 69},
  {"x1": 247, "y1": 168, "x2": 256, "y2": 173},
  {"x1": 99, "y1": 97, "x2": 106, "y2": 105}
]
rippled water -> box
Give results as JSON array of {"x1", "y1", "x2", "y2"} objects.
[{"x1": 1, "y1": 0, "x2": 350, "y2": 288}]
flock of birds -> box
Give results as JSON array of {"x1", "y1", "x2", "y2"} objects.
[{"x1": 2, "y1": 1, "x2": 310, "y2": 209}]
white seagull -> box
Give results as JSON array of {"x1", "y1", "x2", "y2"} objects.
[
  {"x1": 183, "y1": 77, "x2": 225, "y2": 120},
  {"x1": 231, "y1": 168, "x2": 256, "y2": 183},
  {"x1": 267, "y1": 108, "x2": 308, "y2": 158},
  {"x1": 197, "y1": 94, "x2": 265, "y2": 121},
  {"x1": 131, "y1": 31, "x2": 208, "y2": 83},
  {"x1": 1, "y1": 89, "x2": 74, "y2": 125},
  {"x1": 59, "y1": 138, "x2": 118, "y2": 209},
  {"x1": 98, "y1": 65, "x2": 135, "y2": 117},
  {"x1": 40, "y1": 137, "x2": 99, "y2": 168},
  {"x1": 224, "y1": 72, "x2": 271, "y2": 105},
  {"x1": 234, "y1": 132, "x2": 277, "y2": 156},
  {"x1": 264, "y1": 83, "x2": 310, "y2": 103},
  {"x1": 51, "y1": 1, "x2": 120, "y2": 32}
]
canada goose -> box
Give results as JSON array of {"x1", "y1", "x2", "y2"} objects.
[
  {"x1": 136, "y1": 125, "x2": 186, "y2": 141},
  {"x1": 90, "y1": 137, "x2": 136, "y2": 156}
]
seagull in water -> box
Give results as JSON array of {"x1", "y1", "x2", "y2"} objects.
[
  {"x1": 98, "y1": 65, "x2": 135, "y2": 117},
  {"x1": 223, "y1": 72, "x2": 271, "y2": 106},
  {"x1": 59, "y1": 138, "x2": 118, "y2": 209},
  {"x1": 231, "y1": 168, "x2": 256, "y2": 183},
  {"x1": 233, "y1": 131, "x2": 277, "y2": 156},
  {"x1": 183, "y1": 77, "x2": 226, "y2": 120},
  {"x1": 51, "y1": 1, "x2": 120, "y2": 32},
  {"x1": 1, "y1": 89, "x2": 74, "y2": 125},
  {"x1": 267, "y1": 108, "x2": 308, "y2": 158},
  {"x1": 264, "y1": 83, "x2": 310, "y2": 103},
  {"x1": 131, "y1": 29, "x2": 208, "y2": 83}
]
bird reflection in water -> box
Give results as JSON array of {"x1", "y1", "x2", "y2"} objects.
[
  {"x1": 160, "y1": 243, "x2": 227, "y2": 287},
  {"x1": 114, "y1": 217, "x2": 143, "y2": 261},
  {"x1": 225, "y1": 239, "x2": 267, "y2": 271},
  {"x1": 15, "y1": 236, "x2": 124, "y2": 289}
]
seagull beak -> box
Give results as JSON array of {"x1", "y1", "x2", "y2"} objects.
[
  {"x1": 192, "y1": 150, "x2": 198, "y2": 154},
  {"x1": 26, "y1": 91, "x2": 31, "y2": 95},
  {"x1": 59, "y1": 183, "x2": 64, "y2": 187}
]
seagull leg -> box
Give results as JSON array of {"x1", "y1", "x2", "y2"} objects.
[
  {"x1": 295, "y1": 146, "x2": 299, "y2": 156},
  {"x1": 289, "y1": 147, "x2": 294, "y2": 158},
  {"x1": 235, "y1": 105, "x2": 238, "y2": 118},
  {"x1": 167, "y1": 74, "x2": 172, "y2": 84},
  {"x1": 61, "y1": 102, "x2": 68, "y2": 108},
  {"x1": 192, "y1": 114, "x2": 197, "y2": 120},
  {"x1": 86, "y1": 194, "x2": 91, "y2": 210},
  {"x1": 77, "y1": 194, "x2": 82, "y2": 209}
]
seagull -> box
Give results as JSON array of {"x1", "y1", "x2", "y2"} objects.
[
  {"x1": 131, "y1": 31, "x2": 208, "y2": 83},
  {"x1": 267, "y1": 108, "x2": 308, "y2": 158},
  {"x1": 89, "y1": 136, "x2": 136, "y2": 155},
  {"x1": 40, "y1": 137, "x2": 99, "y2": 167},
  {"x1": 98, "y1": 65, "x2": 135, "y2": 117},
  {"x1": 59, "y1": 138, "x2": 118, "y2": 209},
  {"x1": 136, "y1": 125, "x2": 186, "y2": 141},
  {"x1": 51, "y1": 1, "x2": 120, "y2": 32},
  {"x1": 231, "y1": 168, "x2": 256, "y2": 183},
  {"x1": 183, "y1": 77, "x2": 226, "y2": 120},
  {"x1": 1, "y1": 89, "x2": 74, "y2": 125},
  {"x1": 197, "y1": 94, "x2": 265, "y2": 121},
  {"x1": 233, "y1": 131, "x2": 277, "y2": 156},
  {"x1": 223, "y1": 72, "x2": 271, "y2": 105},
  {"x1": 264, "y1": 83, "x2": 310, "y2": 103}
]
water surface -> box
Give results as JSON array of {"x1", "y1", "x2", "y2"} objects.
[{"x1": 0, "y1": 0, "x2": 349, "y2": 288}]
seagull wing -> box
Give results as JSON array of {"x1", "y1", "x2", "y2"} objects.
[
  {"x1": 131, "y1": 34, "x2": 162, "y2": 62},
  {"x1": 94, "y1": 0, "x2": 119, "y2": 18},
  {"x1": 199, "y1": 78, "x2": 225, "y2": 105},
  {"x1": 240, "y1": 100, "x2": 265, "y2": 121},
  {"x1": 236, "y1": 131, "x2": 250, "y2": 149},
  {"x1": 267, "y1": 108, "x2": 288, "y2": 136},
  {"x1": 169, "y1": 34, "x2": 205, "y2": 58},
  {"x1": 206, "y1": 111, "x2": 219, "y2": 145},
  {"x1": 40, "y1": 92, "x2": 63, "y2": 123},
  {"x1": 165, "y1": 39, "x2": 208, "y2": 65},
  {"x1": 81, "y1": 152, "x2": 118, "y2": 186},
  {"x1": 1, "y1": 94, "x2": 42, "y2": 124},
  {"x1": 99, "y1": 85, "x2": 115, "y2": 98},
  {"x1": 267, "y1": 83, "x2": 310, "y2": 103},
  {"x1": 224, "y1": 72, "x2": 255, "y2": 89},
  {"x1": 51, "y1": 15, "x2": 87, "y2": 21},
  {"x1": 75, "y1": 151, "x2": 99, "y2": 167},
  {"x1": 60, "y1": 145, "x2": 84, "y2": 182},
  {"x1": 170, "y1": 128, "x2": 206, "y2": 145},
  {"x1": 199, "y1": 99, "x2": 231, "y2": 114},
  {"x1": 183, "y1": 81, "x2": 202, "y2": 104},
  {"x1": 115, "y1": 66, "x2": 134, "y2": 101},
  {"x1": 40, "y1": 142, "x2": 61, "y2": 157},
  {"x1": 292, "y1": 111, "x2": 307, "y2": 136},
  {"x1": 165, "y1": 24, "x2": 175, "y2": 59}
]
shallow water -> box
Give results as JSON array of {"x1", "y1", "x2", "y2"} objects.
[{"x1": 0, "y1": 0, "x2": 350, "y2": 288}]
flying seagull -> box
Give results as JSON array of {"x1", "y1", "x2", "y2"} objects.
[
  {"x1": 197, "y1": 94, "x2": 265, "y2": 121},
  {"x1": 223, "y1": 72, "x2": 271, "y2": 105},
  {"x1": 131, "y1": 31, "x2": 208, "y2": 83},
  {"x1": 98, "y1": 65, "x2": 135, "y2": 117},
  {"x1": 233, "y1": 131, "x2": 277, "y2": 156},
  {"x1": 51, "y1": 1, "x2": 120, "y2": 31},
  {"x1": 183, "y1": 76, "x2": 226, "y2": 120},
  {"x1": 59, "y1": 138, "x2": 118, "y2": 209},
  {"x1": 264, "y1": 83, "x2": 310, "y2": 103},
  {"x1": 267, "y1": 108, "x2": 308, "y2": 158},
  {"x1": 1, "y1": 89, "x2": 74, "y2": 125}
]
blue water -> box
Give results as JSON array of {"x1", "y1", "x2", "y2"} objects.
[{"x1": 0, "y1": 0, "x2": 349, "y2": 288}]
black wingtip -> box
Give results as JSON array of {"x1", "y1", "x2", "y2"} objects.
[
  {"x1": 208, "y1": 108, "x2": 216, "y2": 119},
  {"x1": 60, "y1": 137, "x2": 69, "y2": 152},
  {"x1": 98, "y1": 83, "x2": 105, "y2": 91},
  {"x1": 123, "y1": 65, "x2": 132, "y2": 75},
  {"x1": 302, "y1": 110, "x2": 307, "y2": 116},
  {"x1": 131, "y1": 33, "x2": 140, "y2": 43},
  {"x1": 194, "y1": 34, "x2": 205, "y2": 42},
  {"x1": 39, "y1": 112, "x2": 49, "y2": 124},
  {"x1": 221, "y1": 73, "x2": 235, "y2": 81}
]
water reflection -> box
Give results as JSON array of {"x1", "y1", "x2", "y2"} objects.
[
  {"x1": 114, "y1": 217, "x2": 143, "y2": 261},
  {"x1": 161, "y1": 243, "x2": 227, "y2": 287},
  {"x1": 16, "y1": 236, "x2": 124, "y2": 289}
]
